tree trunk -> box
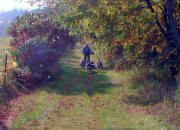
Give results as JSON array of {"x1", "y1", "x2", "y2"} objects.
[
  {"x1": 145, "y1": 0, "x2": 180, "y2": 49},
  {"x1": 145, "y1": 0, "x2": 180, "y2": 97},
  {"x1": 164, "y1": 0, "x2": 180, "y2": 50},
  {"x1": 145, "y1": 0, "x2": 167, "y2": 35}
]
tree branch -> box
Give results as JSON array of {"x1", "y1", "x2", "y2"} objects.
[
  {"x1": 151, "y1": 1, "x2": 163, "y2": 11},
  {"x1": 145, "y1": 0, "x2": 167, "y2": 36}
]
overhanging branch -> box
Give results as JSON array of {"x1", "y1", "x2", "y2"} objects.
[{"x1": 145, "y1": 0, "x2": 167, "y2": 36}]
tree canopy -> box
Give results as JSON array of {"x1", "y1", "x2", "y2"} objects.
[
  {"x1": 52, "y1": 0, "x2": 180, "y2": 77},
  {"x1": 12, "y1": 0, "x2": 180, "y2": 82}
]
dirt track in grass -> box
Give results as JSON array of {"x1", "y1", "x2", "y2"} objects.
[{"x1": 6, "y1": 43, "x2": 179, "y2": 130}]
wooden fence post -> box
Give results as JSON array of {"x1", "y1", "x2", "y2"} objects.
[
  {"x1": 3, "y1": 54, "x2": 7, "y2": 86},
  {"x1": 0, "y1": 54, "x2": 8, "y2": 104}
]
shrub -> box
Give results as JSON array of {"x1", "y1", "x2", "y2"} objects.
[
  {"x1": 8, "y1": 12, "x2": 76, "y2": 86},
  {"x1": 175, "y1": 86, "x2": 180, "y2": 104},
  {"x1": 125, "y1": 69, "x2": 177, "y2": 105}
]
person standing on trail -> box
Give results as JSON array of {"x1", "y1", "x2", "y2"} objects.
[{"x1": 81, "y1": 43, "x2": 94, "y2": 63}]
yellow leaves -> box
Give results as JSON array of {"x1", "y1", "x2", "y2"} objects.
[
  {"x1": 76, "y1": 0, "x2": 83, "y2": 5},
  {"x1": 104, "y1": 0, "x2": 108, "y2": 6},
  {"x1": 153, "y1": 5, "x2": 162, "y2": 12},
  {"x1": 151, "y1": 45, "x2": 162, "y2": 53},
  {"x1": 12, "y1": 61, "x2": 17, "y2": 68},
  {"x1": 104, "y1": 0, "x2": 112, "y2": 8},
  {"x1": 82, "y1": 18, "x2": 90, "y2": 29},
  {"x1": 151, "y1": 45, "x2": 157, "y2": 51},
  {"x1": 156, "y1": 48, "x2": 161, "y2": 52}
]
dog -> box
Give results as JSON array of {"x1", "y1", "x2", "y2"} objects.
[
  {"x1": 86, "y1": 61, "x2": 95, "y2": 74},
  {"x1": 96, "y1": 58, "x2": 103, "y2": 72},
  {"x1": 80, "y1": 59, "x2": 86, "y2": 68}
]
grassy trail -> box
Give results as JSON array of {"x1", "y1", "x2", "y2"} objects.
[{"x1": 9, "y1": 44, "x2": 175, "y2": 130}]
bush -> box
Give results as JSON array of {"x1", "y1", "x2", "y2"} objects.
[
  {"x1": 8, "y1": 12, "x2": 76, "y2": 87},
  {"x1": 125, "y1": 69, "x2": 177, "y2": 105},
  {"x1": 175, "y1": 86, "x2": 180, "y2": 104}
]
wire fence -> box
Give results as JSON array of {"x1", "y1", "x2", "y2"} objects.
[
  {"x1": 0, "y1": 53, "x2": 15, "y2": 86},
  {"x1": 0, "y1": 53, "x2": 16, "y2": 103},
  {"x1": 0, "y1": 54, "x2": 7, "y2": 86}
]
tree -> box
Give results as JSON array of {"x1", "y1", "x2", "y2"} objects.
[{"x1": 19, "y1": 0, "x2": 180, "y2": 90}]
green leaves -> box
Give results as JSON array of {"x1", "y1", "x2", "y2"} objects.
[{"x1": 28, "y1": 0, "x2": 180, "y2": 77}]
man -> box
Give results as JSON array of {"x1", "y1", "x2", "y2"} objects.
[{"x1": 81, "y1": 44, "x2": 94, "y2": 63}]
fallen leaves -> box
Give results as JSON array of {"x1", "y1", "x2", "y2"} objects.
[
  {"x1": 90, "y1": 97, "x2": 107, "y2": 112},
  {"x1": 59, "y1": 97, "x2": 74, "y2": 110}
]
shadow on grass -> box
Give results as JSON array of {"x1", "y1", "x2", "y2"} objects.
[
  {"x1": 122, "y1": 95, "x2": 160, "y2": 106},
  {"x1": 41, "y1": 64, "x2": 118, "y2": 96},
  {"x1": 122, "y1": 77, "x2": 176, "y2": 106},
  {"x1": 105, "y1": 127, "x2": 136, "y2": 130},
  {"x1": 61, "y1": 53, "x2": 80, "y2": 60}
]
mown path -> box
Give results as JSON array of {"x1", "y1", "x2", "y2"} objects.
[{"x1": 8, "y1": 43, "x2": 175, "y2": 130}]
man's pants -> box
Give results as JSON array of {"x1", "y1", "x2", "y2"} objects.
[{"x1": 84, "y1": 55, "x2": 90, "y2": 63}]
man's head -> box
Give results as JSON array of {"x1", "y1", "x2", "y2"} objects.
[{"x1": 86, "y1": 43, "x2": 89, "y2": 47}]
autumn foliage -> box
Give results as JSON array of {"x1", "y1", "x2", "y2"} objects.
[{"x1": 8, "y1": 12, "x2": 75, "y2": 82}]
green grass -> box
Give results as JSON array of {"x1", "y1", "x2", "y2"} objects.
[{"x1": 10, "y1": 43, "x2": 179, "y2": 130}]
